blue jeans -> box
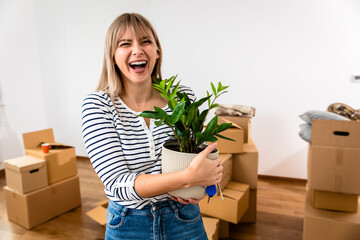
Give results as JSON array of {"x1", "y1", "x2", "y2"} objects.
[{"x1": 105, "y1": 199, "x2": 208, "y2": 240}]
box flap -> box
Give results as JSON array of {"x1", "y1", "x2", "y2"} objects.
[
  {"x1": 86, "y1": 205, "x2": 108, "y2": 226},
  {"x1": 23, "y1": 129, "x2": 55, "y2": 149},
  {"x1": 218, "y1": 116, "x2": 245, "y2": 130},
  {"x1": 312, "y1": 119, "x2": 360, "y2": 148},
  {"x1": 222, "y1": 189, "x2": 243, "y2": 200},
  {"x1": 3, "y1": 156, "x2": 46, "y2": 173},
  {"x1": 226, "y1": 181, "x2": 250, "y2": 192},
  {"x1": 218, "y1": 116, "x2": 251, "y2": 124},
  {"x1": 202, "y1": 217, "x2": 219, "y2": 240}
]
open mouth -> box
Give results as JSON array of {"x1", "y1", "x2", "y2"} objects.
[{"x1": 129, "y1": 61, "x2": 147, "y2": 71}]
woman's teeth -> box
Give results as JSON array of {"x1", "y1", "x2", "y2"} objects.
[{"x1": 130, "y1": 61, "x2": 147, "y2": 69}]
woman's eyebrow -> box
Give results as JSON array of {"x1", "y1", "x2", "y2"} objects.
[
  {"x1": 118, "y1": 36, "x2": 150, "y2": 44},
  {"x1": 119, "y1": 39, "x2": 132, "y2": 42}
]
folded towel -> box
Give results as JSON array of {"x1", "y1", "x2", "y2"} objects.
[{"x1": 215, "y1": 104, "x2": 255, "y2": 117}]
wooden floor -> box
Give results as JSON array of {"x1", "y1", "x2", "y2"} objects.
[{"x1": 0, "y1": 158, "x2": 306, "y2": 240}]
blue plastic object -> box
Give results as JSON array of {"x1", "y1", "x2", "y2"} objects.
[{"x1": 206, "y1": 185, "x2": 217, "y2": 197}]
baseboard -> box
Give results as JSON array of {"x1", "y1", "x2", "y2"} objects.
[{"x1": 258, "y1": 174, "x2": 307, "y2": 184}]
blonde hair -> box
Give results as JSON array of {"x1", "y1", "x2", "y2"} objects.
[{"x1": 96, "y1": 13, "x2": 163, "y2": 102}]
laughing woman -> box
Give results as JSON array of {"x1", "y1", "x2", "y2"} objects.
[{"x1": 81, "y1": 13, "x2": 223, "y2": 240}]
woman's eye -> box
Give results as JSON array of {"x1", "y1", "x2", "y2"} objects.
[
  {"x1": 119, "y1": 42, "x2": 130, "y2": 47},
  {"x1": 142, "y1": 40, "x2": 152, "y2": 44}
]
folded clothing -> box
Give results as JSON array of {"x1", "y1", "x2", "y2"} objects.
[
  {"x1": 299, "y1": 110, "x2": 349, "y2": 124},
  {"x1": 327, "y1": 103, "x2": 360, "y2": 121},
  {"x1": 215, "y1": 104, "x2": 255, "y2": 117}
]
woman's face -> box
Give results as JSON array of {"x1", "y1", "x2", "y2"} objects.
[{"x1": 114, "y1": 27, "x2": 159, "y2": 86}]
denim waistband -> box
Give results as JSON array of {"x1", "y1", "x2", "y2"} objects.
[{"x1": 109, "y1": 199, "x2": 179, "y2": 213}]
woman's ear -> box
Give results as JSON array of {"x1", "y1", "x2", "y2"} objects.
[{"x1": 156, "y1": 49, "x2": 160, "y2": 59}]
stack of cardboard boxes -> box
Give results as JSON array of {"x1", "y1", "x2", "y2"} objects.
[
  {"x1": 199, "y1": 116, "x2": 259, "y2": 239},
  {"x1": 3, "y1": 128, "x2": 81, "y2": 229},
  {"x1": 304, "y1": 119, "x2": 360, "y2": 239}
]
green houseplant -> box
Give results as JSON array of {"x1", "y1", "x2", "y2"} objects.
[
  {"x1": 139, "y1": 75, "x2": 233, "y2": 199},
  {"x1": 139, "y1": 75, "x2": 233, "y2": 152}
]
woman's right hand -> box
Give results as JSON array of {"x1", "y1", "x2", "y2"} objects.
[{"x1": 186, "y1": 143, "x2": 223, "y2": 187}]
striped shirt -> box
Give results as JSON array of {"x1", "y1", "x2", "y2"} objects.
[{"x1": 81, "y1": 86, "x2": 195, "y2": 209}]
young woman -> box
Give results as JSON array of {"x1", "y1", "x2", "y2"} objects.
[{"x1": 81, "y1": 13, "x2": 223, "y2": 240}]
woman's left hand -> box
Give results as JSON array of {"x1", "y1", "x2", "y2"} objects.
[{"x1": 169, "y1": 195, "x2": 202, "y2": 204}]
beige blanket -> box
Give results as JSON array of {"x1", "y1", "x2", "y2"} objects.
[{"x1": 215, "y1": 104, "x2": 255, "y2": 117}]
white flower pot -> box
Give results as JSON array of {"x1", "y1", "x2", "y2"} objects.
[{"x1": 161, "y1": 141, "x2": 219, "y2": 200}]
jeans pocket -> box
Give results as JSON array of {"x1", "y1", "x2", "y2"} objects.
[
  {"x1": 173, "y1": 202, "x2": 201, "y2": 223},
  {"x1": 106, "y1": 202, "x2": 127, "y2": 229}
]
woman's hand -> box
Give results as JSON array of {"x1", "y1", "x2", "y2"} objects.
[{"x1": 186, "y1": 143, "x2": 223, "y2": 187}]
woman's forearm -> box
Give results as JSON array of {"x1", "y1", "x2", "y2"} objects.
[{"x1": 134, "y1": 169, "x2": 194, "y2": 198}]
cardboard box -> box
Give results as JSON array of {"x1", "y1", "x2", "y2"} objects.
[
  {"x1": 4, "y1": 175, "x2": 81, "y2": 229},
  {"x1": 201, "y1": 215, "x2": 229, "y2": 238},
  {"x1": 218, "y1": 116, "x2": 251, "y2": 143},
  {"x1": 311, "y1": 119, "x2": 360, "y2": 148},
  {"x1": 232, "y1": 143, "x2": 259, "y2": 189},
  {"x1": 199, "y1": 181, "x2": 249, "y2": 224},
  {"x1": 218, "y1": 154, "x2": 232, "y2": 194},
  {"x1": 310, "y1": 189, "x2": 358, "y2": 213},
  {"x1": 303, "y1": 190, "x2": 360, "y2": 240},
  {"x1": 202, "y1": 217, "x2": 219, "y2": 240},
  {"x1": 240, "y1": 189, "x2": 257, "y2": 223},
  {"x1": 22, "y1": 129, "x2": 77, "y2": 184},
  {"x1": 3, "y1": 156, "x2": 48, "y2": 194},
  {"x1": 86, "y1": 199, "x2": 109, "y2": 226},
  {"x1": 307, "y1": 145, "x2": 360, "y2": 195},
  {"x1": 215, "y1": 127, "x2": 244, "y2": 154}
]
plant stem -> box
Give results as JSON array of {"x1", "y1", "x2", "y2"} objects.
[{"x1": 168, "y1": 124, "x2": 181, "y2": 147}]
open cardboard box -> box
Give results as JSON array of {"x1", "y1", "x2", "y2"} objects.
[
  {"x1": 208, "y1": 128, "x2": 244, "y2": 155},
  {"x1": 199, "y1": 181, "x2": 249, "y2": 224},
  {"x1": 218, "y1": 116, "x2": 252, "y2": 143},
  {"x1": 22, "y1": 128, "x2": 77, "y2": 184}
]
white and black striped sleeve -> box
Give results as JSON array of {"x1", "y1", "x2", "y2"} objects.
[{"x1": 81, "y1": 93, "x2": 143, "y2": 201}]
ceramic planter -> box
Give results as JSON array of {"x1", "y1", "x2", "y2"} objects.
[{"x1": 161, "y1": 141, "x2": 219, "y2": 200}]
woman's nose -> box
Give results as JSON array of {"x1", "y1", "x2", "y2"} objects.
[{"x1": 132, "y1": 42, "x2": 144, "y2": 55}]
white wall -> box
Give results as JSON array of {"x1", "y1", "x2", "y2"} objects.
[
  {"x1": 0, "y1": 0, "x2": 47, "y2": 168},
  {"x1": 1, "y1": 0, "x2": 359, "y2": 178}
]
